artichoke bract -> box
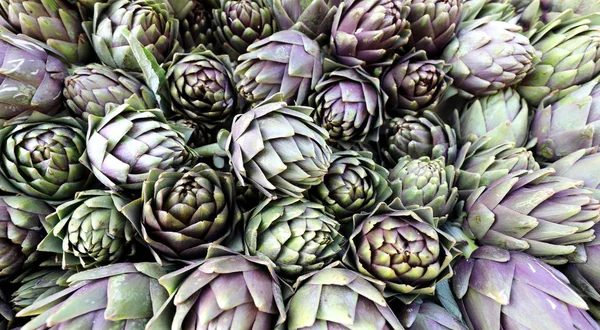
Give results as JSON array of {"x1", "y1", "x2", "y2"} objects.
[
  {"x1": 37, "y1": 190, "x2": 137, "y2": 269},
  {"x1": 0, "y1": 112, "x2": 92, "y2": 202},
  {"x1": 344, "y1": 201, "x2": 458, "y2": 303},
  {"x1": 285, "y1": 267, "x2": 403, "y2": 329},
  {"x1": 381, "y1": 111, "x2": 458, "y2": 167},
  {"x1": 272, "y1": 0, "x2": 339, "y2": 43},
  {"x1": 308, "y1": 150, "x2": 392, "y2": 225},
  {"x1": 18, "y1": 263, "x2": 174, "y2": 330},
  {"x1": 330, "y1": 0, "x2": 411, "y2": 67},
  {"x1": 394, "y1": 300, "x2": 467, "y2": 330},
  {"x1": 244, "y1": 197, "x2": 344, "y2": 278},
  {"x1": 548, "y1": 148, "x2": 600, "y2": 199},
  {"x1": 441, "y1": 17, "x2": 538, "y2": 98},
  {"x1": 381, "y1": 51, "x2": 452, "y2": 117},
  {"x1": 453, "y1": 246, "x2": 599, "y2": 330},
  {"x1": 63, "y1": 64, "x2": 157, "y2": 119},
  {"x1": 312, "y1": 63, "x2": 384, "y2": 147},
  {"x1": 235, "y1": 30, "x2": 323, "y2": 106},
  {"x1": 122, "y1": 163, "x2": 241, "y2": 262},
  {"x1": 180, "y1": 3, "x2": 215, "y2": 52},
  {"x1": 389, "y1": 156, "x2": 458, "y2": 225},
  {"x1": 225, "y1": 94, "x2": 332, "y2": 199},
  {"x1": 0, "y1": 196, "x2": 52, "y2": 280},
  {"x1": 464, "y1": 168, "x2": 600, "y2": 265},
  {"x1": 167, "y1": 47, "x2": 237, "y2": 130},
  {"x1": 84, "y1": 0, "x2": 180, "y2": 71},
  {"x1": 407, "y1": 0, "x2": 463, "y2": 57},
  {"x1": 167, "y1": 116, "x2": 215, "y2": 148},
  {"x1": 0, "y1": 0, "x2": 93, "y2": 64},
  {"x1": 81, "y1": 103, "x2": 196, "y2": 192},
  {"x1": 11, "y1": 268, "x2": 73, "y2": 312},
  {"x1": 212, "y1": 0, "x2": 276, "y2": 61},
  {"x1": 147, "y1": 245, "x2": 286, "y2": 330},
  {"x1": 0, "y1": 28, "x2": 67, "y2": 120}
]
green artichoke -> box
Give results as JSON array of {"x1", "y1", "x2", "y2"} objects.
[
  {"x1": 244, "y1": 197, "x2": 344, "y2": 278},
  {"x1": 0, "y1": 0, "x2": 93, "y2": 64},
  {"x1": 308, "y1": 150, "x2": 392, "y2": 225},
  {"x1": 122, "y1": 163, "x2": 240, "y2": 262},
  {"x1": 461, "y1": 0, "x2": 517, "y2": 22},
  {"x1": 180, "y1": 2, "x2": 215, "y2": 52},
  {"x1": 407, "y1": 0, "x2": 463, "y2": 57},
  {"x1": 381, "y1": 51, "x2": 452, "y2": 117},
  {"x1": 83, "y1": 0, "x2": 180, "y2": 71},
  {"x1": 393, "y1": 299, "x2": 467, "y2": 330},
  {"x1": 63, "y1": 64, "x2": 157, "y2": 119},
  {"x1": 235, "y1": 30, "x2": 323, "y2": 106},
  {"x1": 453, "y1": 246, "x2": 598, "y2": 329},
  {"x1": 11, "y1": 268, "x2": 73, "y2": 312},
  {"x1": 167, "y1": 47, "x2": 237, "y2": 130},
  {"x1": 389, "y1": 156, "x2": 458, "y2": 225},
  {"x1": 0, "y1": 196, "x2": 52, "y2": 280},
  {"x1": 0, "y1": 28, "x2": 67, "y2": 120},
  {"x1": 225, "y1": 94, "x2": 332, "y2": 198},
  {"x1": 464, "y1": 168, "x2": 600, "y2": 265},
  {"x1": 147, "y1": 245, "x2": 286, "y2": 330},
  {"x1": 0, "y1": 290, "x2": 12, "y2": 330},
  {"x1": 0, "y1": 112, "x2": 92, "y2": 202},
  {"x1": 212, "y1": 0, "x2": 276, "y2": 61},
  {"x1": 18, "y1": 263, "x2": 173, "y2": 330},
  {"x1": 344, "y1": 201, "x2": 458, "y2": 303},
  {"x1": 548, "y1": 148, "x2": 600, "y2": 200},
  {"x1": 330, "y1": 0, "x2": 411, "y2": 67},
  {"x1": 285, "y1": 267, "x2": 403, "y2": 329},
  {"x1": 272, "y1": 0, "x2": 339, "y2": 43},
  {"x1": 312, "y1": 63, "x2": 384, "y2": 147},
  {"x1": 37, "y1": 190, "x2": 136, "y2": 269},
  {"x1": 81, "y1": 103, "x2": 196, "y2": 192},
  {"x1": 441, "y1": 17, "x2": 539, "y2": 98}
]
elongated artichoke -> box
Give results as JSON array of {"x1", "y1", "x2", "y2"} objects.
[
  {"x1": 0, "y1": 112, "x2": 92, "y2": 202},
  {"x1": 63, "y1": 64, "x2": 157, "y2": 119},
  {"x1": 81, "y1": 103, "x2": 196, "y2": 192},
  {"x1": 453, "y1": 246, "x2": 599, "y2": 329},
  {"x1": 0, "y1": 196, "x2": 52, "y2": 280},
  {"x1": 344, "y1": 201, "x2": 458, "y2": 303},
  {"x1": 11, "y1": 268, "x2": 73, "y2": 312},
  {"x1": 0, "y1": 0, "x2": 93, "y2": 64},
  {"x1": 235, "y1": 30, "x2": 323, "y2": 106},
  {"x1": 548, "y1": 148, "x2": 600, "y2": 199},
  {"x1": 308, "y1": 151, "x2": 392, "y2": 225},
  {"x1": 225, "y1": 94, "x2": 332, "y2": 198},
  {"x1": 407, "y1": 0, "x2": 463, "y2": 57},
  {"x1": 147, "y1": 245, "x2": 286, "y2": 330},
  {"x1": 83, "y1": 0, "x2": 180, "y2": 71},
  {"x1": 180, "y1": 3, "x2": 215, "y2": 51},
  {"x1": 272, "y1": 0, "x2": 339, "y2": 43},
  {"x1": 285, "y1": 267, "x2": 403, "y2": 329},
  {"x1": 330, "y1": 0, "x2": 411, "y2": 67},
  {"x1": 18, "y1": 263, "x2": 173, "y2": 330},
  {"x1": 0, "y1": 28, "x2": 67, "y2": 120},
  {"x1": 393, "y1": 300, "x2": 467, "y2": 330},
  {"x1": 441, "y1": 17, "x2": 538, "y2": 98},
  {"x1": 37, "y1": 190, "x2": 136, "y2": 269},
  {"x1": 122, "y1": 163, "x2": 240, "y2": 262},
  {"x1": 167, "y1": 47, "x2": 237, "y2": 130},
  {"x1": 464, "y1": 168, "x2": 600, "y2": 265}
]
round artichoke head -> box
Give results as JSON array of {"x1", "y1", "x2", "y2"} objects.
[
  {"x1": 11, "y1": 268, "x2": 73, "y2": 312},
  {"x1": 272, "y1": 0, "x2": 339, "y2": 43},
  {"x1": 407, "y1": 0, "x2": 463, "y2": 57}
]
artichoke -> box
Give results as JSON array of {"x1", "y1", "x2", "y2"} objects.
[
  {"x1": 406, "y1": 0, "x2": 463, "y2": 57},
  {"x1": 308, "y1": 150, "x2": 392, "y2": 225},
  {"x1": 81, "y1": 103, "x2": 196, "y2": 192},
  {"x1": 11, "y1": 268, "x2": 73, "y2": 312},
  {"x1": 344, "y1": 200, "x2": 458, "y2": 303},
  {"x1": 0, "y1": 112, "x2": 92, "y2": 202},
  {"x1": 83, "y1": 0, "x2": 180, "y2": 71},
  {"x1": 548, "y1": 148, "x2": 600, "y2": 199},
  {"x1": 330, "y1": 0, "x2": 411, "y2": 67},
  {"x1": 212, "y1": 0, "x2": 276, "y2": 61},
  {"x1": 381, "y1": 111, "x2": 458, "y2": 167},
  {"x1": 146, "y1": 245, "x2": 286, "y2": 330},
  {"x1": 18, "y1": 263, "x2": 173, "y2": 330},
  {"x1": 63, "y1": 64, "x2": 157, "y2": 119},
  {"x1": 381, "y1": 51, "x2": 452, "y2": 117},
  {"x1": 285, "y1": 267, "x2": 403, "y2": 329},
  {"x1": 244, "y1": 197, "x2": 344, "y2": 278},
  {"x1": 0, "y1": 196, "x2": 52, "y2": 280},
  {"x1": 122, "y1": 163, "x2": 240, "y2": 262},
  {"x1": 272, "y1": 0, "x2": 339, "y2": 43},
  {"x1": 393, "y1": 300, "x2": 467, "y2": 330},
  {"x1": 37, "y1": 190, "x2": 137, "y2": 269},
  {"x1": 225, "y1": 94, "x2": 332, "y2": 198},
  {"x1": 0, "y1": 28, "x2": 66, "y2": 120},
  {"x1": 312, "y1": 63, "x2": 384, "y2": 147},
  {"x1": 453, "y1": 246, "x2": 598, "y2": 330},
  {"x1": 464, "y1": 168, "x2": 600, "y2": 265},
  {"x1": 441, "y1": 17, "x2": 539, "y2": 98},
  {"x1": 389, "y1": 156, "x2": 458, "y2": 225},
  {"x1": 235, "y1": 30, "x2": 323, "y2": 106},
  {"x1": 180, "y1": 2, "x2": 215, "y2": 52},
  {"x1": 167, "y1": 47, "x2": 237, "y2": 130}
]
